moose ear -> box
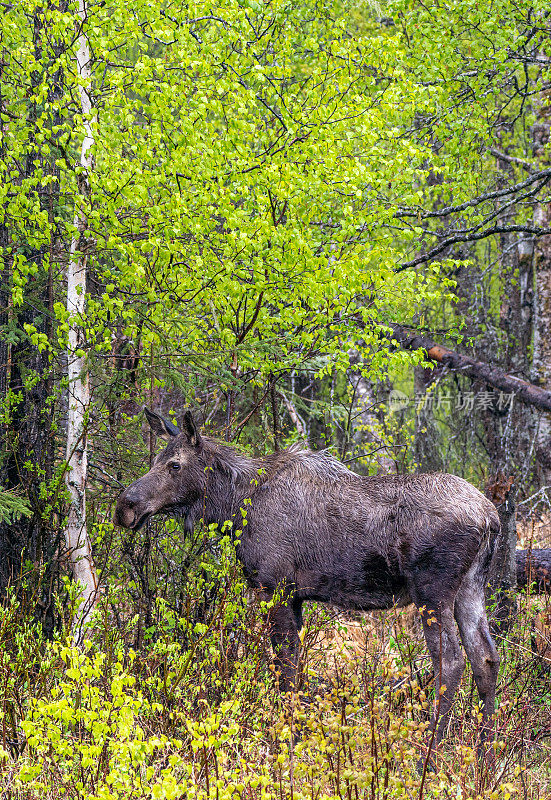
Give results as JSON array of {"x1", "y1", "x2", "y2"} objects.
[
  {"x1": 144, "y1": 407, "x2": 180, "y2": 438},
  {"x1": 182, "y1": 410, "x2": 201, "y2": 447}
]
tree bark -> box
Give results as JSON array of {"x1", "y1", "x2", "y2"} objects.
[
  {"x1": 516, "y1": 549, "x2": 551, "y2": 594},
  {"x1": 413, "y1": 365, "x2": 444, "y2": 473},
  {"x1": 65, "y1": 0, "x2": 98, "y2": 634},
  {"x1": 351, "y1": 372, "x2": 394, "y2": 473},
  {"x1": 347, "y1": 351, "x2": 394, "y2": 472},
  {"x1": 487, "y1": 483, "x2": 517, "y2": 626},
  {"x1": 480, "y1": 153, "x2": 535, "y2": 608},
  {"x1": 531, "y1": 113, "x2": 551, "y2": 484},
  {"x1": 280, "y1": 390, "x2": 307, "y2": 439}
]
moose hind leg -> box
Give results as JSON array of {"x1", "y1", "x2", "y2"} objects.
[
  {"x1": 419, "y1": 604, "x2": 466, "y2": 743},
  {"x1": 268, "y1": 598, "x2": 302, "y2": 693},
  {"x1": 454, "y1": 580, "x2": 500, "y2": 745}
]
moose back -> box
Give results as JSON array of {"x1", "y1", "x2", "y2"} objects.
[{"x1": 114, "y1": 408, "x2": 501, "y2": 744}]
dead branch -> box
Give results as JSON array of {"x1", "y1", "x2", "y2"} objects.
[{"x1": 387, "y1": 323, "x2": 551, "y2": 413}]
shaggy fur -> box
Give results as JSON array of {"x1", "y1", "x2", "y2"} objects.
[{"x1": 114, "y1": 409, "x2": 500, "y2": 746}]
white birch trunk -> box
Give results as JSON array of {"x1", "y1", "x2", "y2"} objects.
[
  {"x1": 65, "y1": 0, "x2": 98, "y2": 634},
  {"x1": 280, "y1": 390, "x2": 307, "y2": 439},
  {"x1": 352, "y1": 372, "x2": 394, "y2": 474}
]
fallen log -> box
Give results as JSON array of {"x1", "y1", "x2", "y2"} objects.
[
  {"x1": 387, "y1": 323, "x2": 551, "y2": 413},
  {"x1": 516, "y1": 549, "x2": 551, "y2": 593}
]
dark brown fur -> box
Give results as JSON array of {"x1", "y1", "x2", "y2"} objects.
[{"x1": 114, "y1": 409, "x2": 500, "y2": 746}]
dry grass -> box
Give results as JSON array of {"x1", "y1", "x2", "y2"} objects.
[{"x1": 301, "y1": 595, "x2": 551, "y2": 799}]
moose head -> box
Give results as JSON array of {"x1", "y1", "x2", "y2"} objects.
[{"x1": 113, "y1": 408, "x2": 207, "y2": 532}]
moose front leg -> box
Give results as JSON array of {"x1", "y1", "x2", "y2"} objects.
[{"x1": 268, "y1": 598, "x2": 303, "y2": 693}]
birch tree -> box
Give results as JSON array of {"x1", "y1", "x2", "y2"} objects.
[{"x1": 65, "y1": 0, "x2": 98, "y2": 631}]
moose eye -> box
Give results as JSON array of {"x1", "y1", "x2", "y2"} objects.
[{"x1": 168, "y1": 462, "x2": 181, "y2": 472}]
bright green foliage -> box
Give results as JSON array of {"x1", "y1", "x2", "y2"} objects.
[
  {"x1": 2, "y1": 2, "x2": 551, "y2": 794},
  {"x1": 3, "y1": 0, "x2": 548, "y2": 453},
  {"x1": 19, "y1": 647, "x2": 173, "y2": 797},
  {"x1": 2, "y1": 0, "x2": 549, "y2": 398},
  {"x1": 1, "y1": 0, "x2": 457, "y2": 393},
  {"x1": 0, "y1": 490, "x2": 31, "y2": 525},
  {"x1": 82, "y1": 0, "x2": 443, "y2": 379}
]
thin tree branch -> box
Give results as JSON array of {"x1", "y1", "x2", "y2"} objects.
[
  {"x1": 394, "y1": 166, "x2": 551, "y2": 220},
  {"x1": 488, "y1": 148, "x2": 536, "y2": 173},
  {"x1": 397, "y1": 225, "x2": 551, "y2": 271}
]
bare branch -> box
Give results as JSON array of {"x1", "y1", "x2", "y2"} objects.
[
  {"x1": 397, "y1": 224, "x2": 551, "y2": 271},
  {"x1": 488, "y1": 148, "x2": 536, "y2": 173},
  {"x1": 394, "y1": 166, "x2": 551, "y2": 220}
]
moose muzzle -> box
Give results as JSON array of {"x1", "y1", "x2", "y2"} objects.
[{"x1": 113, "y1": 483, "x2": 151, "y2": 530}]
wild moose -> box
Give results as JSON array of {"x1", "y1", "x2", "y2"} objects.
[{"x1": 114, "y1": 408, "x2": 500, "y2": 746}]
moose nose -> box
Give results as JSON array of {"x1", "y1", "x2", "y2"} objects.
[{"x1": 113, "y1": 493, "x2": 137, "y2": 529}]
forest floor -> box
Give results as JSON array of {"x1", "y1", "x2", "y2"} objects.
[{"x1": 0, "y1": 522, "x2": 550, "y2": 800}]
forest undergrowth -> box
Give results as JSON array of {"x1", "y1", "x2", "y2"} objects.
[{"x1": 0, "y1": 532, "x2": 550, "y2": 800}]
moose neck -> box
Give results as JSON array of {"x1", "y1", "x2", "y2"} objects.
[{"x1": 199, "y1": 443, "x2": 262, "y2": 529}]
